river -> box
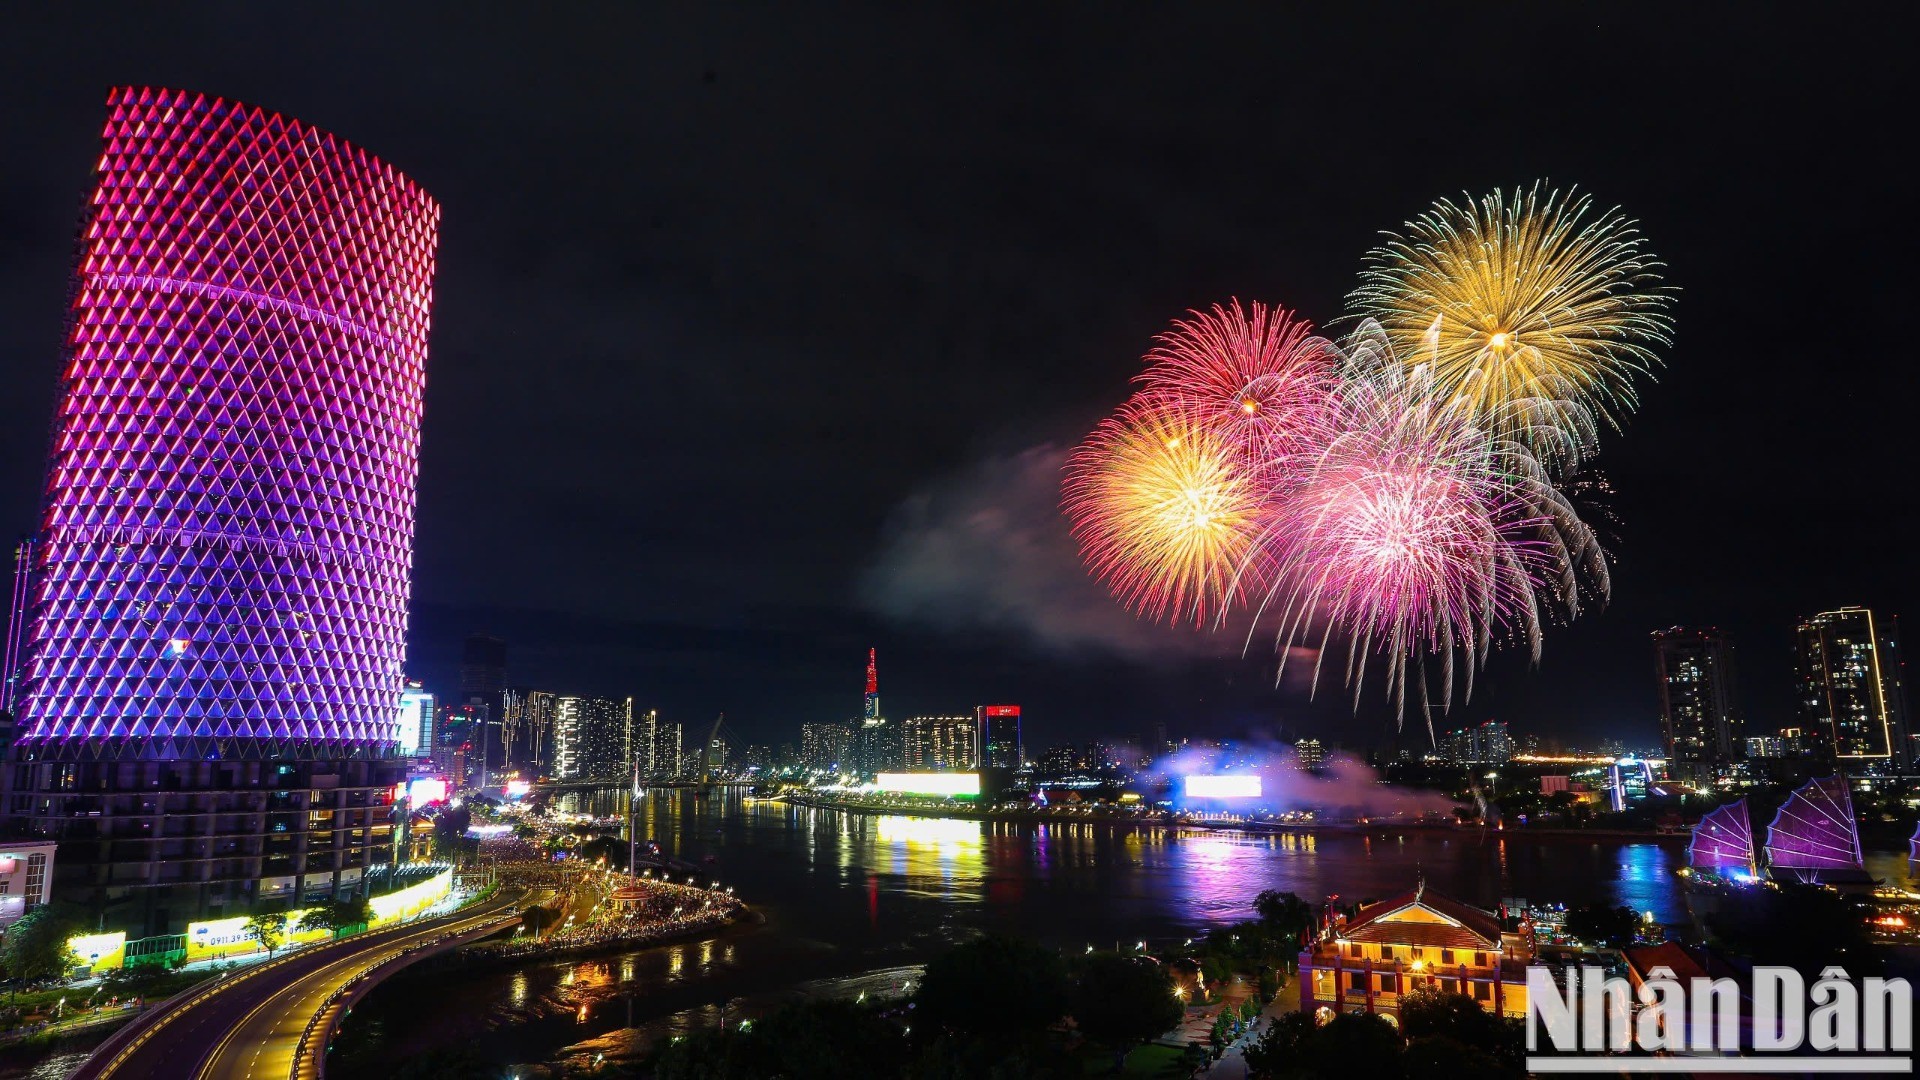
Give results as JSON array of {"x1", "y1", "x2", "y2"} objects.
[{"x1": 326, "y1": 787, "x2": 1908, "y2": 1073}]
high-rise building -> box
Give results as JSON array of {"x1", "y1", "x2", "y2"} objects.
[
  {"x1": 977, "y1": 705, "x2": 1023, "y2": 769},
  {"x1": 1652, "y1": 627, "x2": 1743, "y2": 779},
  {"x1": 460, "y1": 634, "x2": 508, "y2": 703},
  {"x1": 501, "y1": 688, "x2": 559, "y2": 775},
  {"x1": 1435, "y1": 721, "x2": 1514, "y2": 765},
  {"x1": 1294, "y1": 738, "x2": 1326, "y2": 768},
  {"x1": 903, "y1": 716, "x2": 977, "y2": 771},
  {"x1": 552, "y1": 696, "x2": 632, "y2": 781},
  {"x1": 801, "y1": 721, "x2": 854, "y2": 773},
  {"x1": 396, "y1": 682, "x2": 435, "y2": 759},
  {"x1": 654, "y1": 716, "x2": 684, "y2": 779},
  {"x1": 1, "y1": 89, "x2": 439, "y2": 934},
  {"x1": 1795, "y1": 607, "x2": 1909, "y2": 764}
]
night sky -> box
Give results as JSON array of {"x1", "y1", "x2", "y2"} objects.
[{"x1": 2, "y1": 5, "x2": 1913, "y2": 752}]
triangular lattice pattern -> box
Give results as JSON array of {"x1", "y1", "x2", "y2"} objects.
[{"x1": 17, "y1": 87, "x2": 439, "y2": 749}]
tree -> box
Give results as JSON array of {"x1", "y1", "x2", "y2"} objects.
[
  {"x1": 1564, "y1": 902, "x2": 1637, "y2": 948},
  {"x1": 647, "y1": 999, "x2": 908, "y2": 1080},
  {"x1": 1253, "y1": 890, "x2": 1313, "y2": 943},
  {"x1": 301, "y1": 896, "x2": 374, "y2": 936},
  {"x1": 244, "y1": 912, "x2": 288, "y2": 957},
  {"x1": 1072, "y1": 953, "x2": 1183, "y2": 1072},
  {"x1": 0, "y1": 904, "x2": 82, "y2": 983},
  {"x1": 1243, "y1": 1011, "x2": 1403, "y2": 1080},
  {"x1": 914, "y1": 935, "x2": 1069, "y2": 1041},
  {"x1": 1398, "y1": 987, "x2": 1523, "y2": 1072}
]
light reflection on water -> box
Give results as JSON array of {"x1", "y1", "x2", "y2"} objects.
[{"x1": 343, "y1": 788, "x2": 1733, "y2": 1072}]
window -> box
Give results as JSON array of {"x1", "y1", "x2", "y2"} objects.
[
  {"x1": 1441, "y1": 949, "x2": 1454, "y2": 965},
  {"x1": 24, "y1": 854, "x2": 47, "y2": 906},
  {"x1": 1349, "y1": 942, "x2": 1362, "y2": 958}
]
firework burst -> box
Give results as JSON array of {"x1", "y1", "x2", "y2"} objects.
[
  {"x1": 1348, "y1": 184, "x2": 1672, "y2": 462},
  {"x1": 1251, "y1": 322, "x2": 1608, "y2": 724},
  {"x1": 1135, "y1": 300, "x2": 1336, "y2": 462},
  {"x1": 1063, "y1": 397, "x2": 1267, "y2": 626}
]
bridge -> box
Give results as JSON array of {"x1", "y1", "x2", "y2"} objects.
[{"x1": 73, "y1": 889, "x2": 523, "y2": 1080}]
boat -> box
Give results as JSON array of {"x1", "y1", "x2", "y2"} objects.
[
  {"x1": 1683, "y1": 776, "x2": 1883, "y2": 892},
  {"x1": 1688, "y1": 798, "x2": 1758, "y2": 883},
  {"x1": 1764, "y1": 775, "x2": 1874, "y2": 886},
  {"x1": 1909, "y1": 821, "x2": 1919, "y2": 879}
]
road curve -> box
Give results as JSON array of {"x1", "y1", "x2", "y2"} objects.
[{"x1": 74, "y1": 891, "x2": 521, "y2": 1080}]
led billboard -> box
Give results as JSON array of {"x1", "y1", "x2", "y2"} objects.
[
  {"x1": 873, "y1": 772, "x2": 981, "y2": 798},
  {"x1": 1183, "y1": 775, "x2": 1262, "y2": 799}
]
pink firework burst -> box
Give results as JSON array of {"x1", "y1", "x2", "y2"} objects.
[
  {"x1": 1254, "y1": 323, "x2": 1605, "y2": 724},
  {"x1": 1136, "y1": 299, "x2": 1337, "y2": 462}
]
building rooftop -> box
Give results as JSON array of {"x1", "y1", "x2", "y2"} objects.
[{"x1": 1338, "y1": 887, "x2": 1505, "y2": 951}]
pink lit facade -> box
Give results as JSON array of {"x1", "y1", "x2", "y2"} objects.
[{"x1": 16, "y1": 87, "x2": 439, "y2": 754}]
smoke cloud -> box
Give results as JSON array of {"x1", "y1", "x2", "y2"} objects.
[{"x1": 862, "y1": 444, "x2": 1223, "y2": 660}]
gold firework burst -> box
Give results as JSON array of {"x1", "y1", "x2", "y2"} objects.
[{"x1": 1350, "y1": 184, "x2": 1672, "y2": 459}]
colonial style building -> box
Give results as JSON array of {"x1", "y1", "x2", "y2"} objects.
[{"x1": 1298, "y1": 885, "x2": 1532, "y2": 1021}]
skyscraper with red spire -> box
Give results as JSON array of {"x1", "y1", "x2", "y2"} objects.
[{"x1": 863, "y1": 648, "x2": 880, "y2": 722}]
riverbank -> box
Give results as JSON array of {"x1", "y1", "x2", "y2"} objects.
[{"x1": 783, "y1": 793, "x2": 1689, "y2": 844}]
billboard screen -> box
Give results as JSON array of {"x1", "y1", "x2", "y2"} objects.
[
  {"x1": 391, "y1": 777, "x2": 450, "y2": 805},
  {"x1": 396, "y1": 687, "x2": 434, "y2": 756},
  {"x1": 1183, "y1": 775, "x2": 1262, "y2": 799},
  {"x1": 873, "y1": 772, "x2": 981, "y2": 798}
]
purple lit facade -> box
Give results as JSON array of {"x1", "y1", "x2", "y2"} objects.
[
  {"x1": 1, "y1": 89, "x2": 437, "y2": 933},
  {"x1": 16, "y1": 87, "x2": 438, "y2": 753}
]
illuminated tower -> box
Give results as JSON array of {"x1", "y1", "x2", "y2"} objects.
[
  {"x1": 4, "y1": 88, "x2": 440, "y2": 933},
  {"x1": 864, "y1": 648, "x2": 880, "y2": 721}
]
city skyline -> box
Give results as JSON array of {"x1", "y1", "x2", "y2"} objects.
[{"x1": 1, "y1": 9, "x2": 1913, "y2": 751}]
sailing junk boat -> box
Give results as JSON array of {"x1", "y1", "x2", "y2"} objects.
[
  {"x1": 1687, "y1": 776, "x2": 1876, "y2": 888},
  {"x1": 1909, "y1": 821, "x2": 1918, "y2": 879},
  {"x1": 1689, "y1": 798, "x2": 1758, "y2": 882},
  {"x1": 1764, "y1": 775, "x2": 1872, "y2": 886}
]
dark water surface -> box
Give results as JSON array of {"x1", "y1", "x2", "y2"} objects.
[{"x1": 329, "y1": 789, "x2": 1904, "y2": 1070}]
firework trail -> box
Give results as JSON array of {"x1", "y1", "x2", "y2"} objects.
[
  {"x1": 1247, "y1": 322, "x2": 1609, "y2": 727},
  {"x1": 1062, "y1": 396, "x2": 1267, "y2": 626},
  {"x1": 1348, "y1": 184, "x2": 1672, "y2": 465}
]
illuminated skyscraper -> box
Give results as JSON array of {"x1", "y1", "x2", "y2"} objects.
[
  {"x1": 552, "y1": 696, "x2": 632, "y2": 781},
  {"x1": 1652, "y1": 627, "x2": 1742, "y2": 780},
  {"x1": 1795, "y1": 607, "x2": 1909, "y2": 764},
  {"x1": 801, "y1": 721, "x2": 853, "y2": 773},
  {"x1": 903, "y1": 716, "x2": 977, "y2": 771},
  {"x1": 3, "y1": 88, "x2": 439, "y2": 933},
  {"x1": 977, "y1": 705, "x2": 1023, "y2": 769}
]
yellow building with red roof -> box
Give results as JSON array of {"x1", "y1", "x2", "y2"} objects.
[{"x1": 1298, "y1": 883, "x2": 1532, "y2": 1021}]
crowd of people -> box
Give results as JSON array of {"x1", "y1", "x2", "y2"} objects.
[{"x1": 491, "y1": 877, "x2": 744, "y2": 958}]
